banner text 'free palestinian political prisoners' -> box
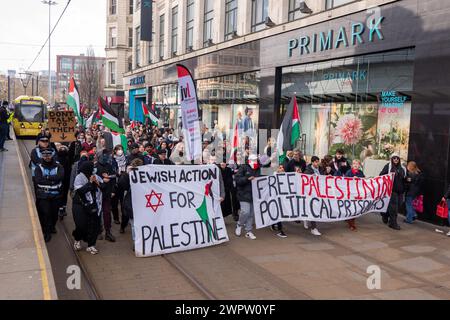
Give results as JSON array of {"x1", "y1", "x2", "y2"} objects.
[
  {"x1": 130, "y1": 165, "x2": 229, "y2": 257},
  {"x1": 252, "y1": 173, "x2": 394, "y2": 229}
]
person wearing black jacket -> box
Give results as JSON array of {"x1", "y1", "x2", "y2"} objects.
[
  {"x1": 126, "y1": 143, "x2": 145, "y2": 165},
  {"x1": 332, "y1": 149, "x2": 351, "y2": 176},
  {"x1": 234, "y1": 154, "x2": 260, "y2": 240},
  {"x1": 72, "y1": 161, "x2": 105, "y2": 255},
  {"x1": 0, "y1": 102, "x2": 9, "y2": 152},
  {"x1": 68, "y1": 131, "x2": 85, "y2": 167},
  {"x1": 219, "y1": 162, "x2": 239, "y2": 222},
  {"x1": 380, "y1": 153, "x2": 406, "y2": 230},
  {"x1": 153, "y1": 149, "x2": 174, "y2": 165},
  {"x1": 95, "y1": 149, "x2": 117, "y2": 242},
  {"x1": 285, "y1": 150, "x2": 307, "y2": 173},
  {"x1": 56, "y1": 144, "x2": 71, "y2": 219},
  {"x1": 404, "y1": 161, "x2": 424, "y2": 224},
  {"x1": 302, "y1": 156, "x2": 322, "y2": 236},
  {"x1": 30, "y1": 136, "x2": 56, "y2": 178},
  {"x1": 34, "y1": 149, "x2": 64, "y2": 242}
]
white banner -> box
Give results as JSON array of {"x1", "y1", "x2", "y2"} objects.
[
  {"x1": 177, "y1": 64, "x2": 202, "y2": 162},
  {"x1": 130, "y1": 165, "x2": 229, "y2": 257},
  {"x1": 252, "y1": 173, "x2": 394, "y2": 229}
]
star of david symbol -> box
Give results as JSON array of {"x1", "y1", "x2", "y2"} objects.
[{"x1": 145, "y1": 190, "x2": 164, "y2": 213}]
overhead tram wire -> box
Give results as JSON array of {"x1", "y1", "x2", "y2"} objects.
[{"x1": 26, "y1": 0, "x2": 72, "y2": 72}]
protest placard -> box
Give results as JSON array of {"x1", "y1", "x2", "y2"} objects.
[{"x1": 47, "y1": 110, "x2": 76, "y2": 142}]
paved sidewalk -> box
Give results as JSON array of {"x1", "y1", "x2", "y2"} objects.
[{"x1": 0, "y1": 137, "x2": 57, "y2": 300}]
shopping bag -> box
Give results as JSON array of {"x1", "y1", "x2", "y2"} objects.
[
  {"x1": 412, "y1": 195, "x2": 424, "y2": 213},
  {"x1": 436, "y1": 200, "x2": 449, "y2": 219}
]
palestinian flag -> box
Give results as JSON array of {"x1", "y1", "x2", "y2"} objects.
[
  {"x1": 111, "y1": 131, "x2": 128, "y2": 153},
  {"x1": 196, "y1": 182, "x2": 215, "y2": 241},
  {"x1": 67, "y1": 77, "x2": 83, "y2": 125},
  {"x1": 277, "y1": 96, "x2": 301, "y2": 163},
  {"x1": 230, "y1": 121, "x2": 239, "y2": 164},
  {"x1": 98, "y1": 97, "x2": 125, "y2": 133},
  {"x1": 142, "y1": 102, "x2": 159, "y2": 126}
]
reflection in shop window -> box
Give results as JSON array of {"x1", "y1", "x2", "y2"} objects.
[{"x1": 281, "y1": 49, "x2": 414, "y2": 176}]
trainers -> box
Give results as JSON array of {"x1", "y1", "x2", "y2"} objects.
[
  {"x1": 119, "y1": 227, "x2": 125, "y2": 234},
  {"x1": 74, "y1": 241, "x2": 82, "y2": 251},
  {"x1": 303, "y1": 221, "x2": 309, "y2": 229},
  {"x1": 382, "y1": 215, "x2": 389, "y2": 224},
  {"x1": 447, "y1": 231, "x2": 450, "y2": 237},
  {"x1": 276, "y1": 231, "x2": 287, "y2": 238},
  {"x1": 44, "y1": 233, "x2": 52, "y2": 242},
  {"x1": 389, "y1": 224, "x2": 401, "y2": 230},
  {"x1": 86, "y1": 246, "x2": 99, "y2": 255},
  {"x1": 114, "y1": 220, "x2": 120, "y2": 225},
  {"x1": 311, "y1": 228, "x2": 321, "y2": 236},
  {"x1": 245, "y1": 231, "x2": 256, "y2": 240},
  {"x1": 270, "y1": 224, "x2": 278, "y2": 231},
  {"x1": 235, "y1": 225, "x2": 242, "y2": 237}
]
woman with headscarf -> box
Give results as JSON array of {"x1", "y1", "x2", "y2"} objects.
[{"x1": 72, "y1": 161, "x2": 106, "y2": 255}]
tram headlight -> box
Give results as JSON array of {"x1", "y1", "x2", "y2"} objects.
[
  {"x1": 20, "y1": 123, "x2": 25, "y2": 129},
  {"x1": 38, "y1": 124, "x2": 43, "y2": 129}
]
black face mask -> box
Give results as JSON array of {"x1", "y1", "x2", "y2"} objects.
[{"x1": 79, "y1": 161, "x2": 94, "y2": 177}]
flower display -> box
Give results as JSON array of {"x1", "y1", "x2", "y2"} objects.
[{"x1": 335, "y1": 114, "x2": 363, "y2": 146}]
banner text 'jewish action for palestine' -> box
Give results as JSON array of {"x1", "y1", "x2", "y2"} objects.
[{"x1": 252, "y1": 173, "x2": 394, "y2": 229}]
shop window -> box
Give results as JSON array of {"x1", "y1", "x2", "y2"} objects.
[{"x1": 281, "y1": 49, "x2": 415, "y2": 175}]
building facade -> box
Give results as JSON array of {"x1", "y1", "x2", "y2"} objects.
[
  {"x1": 56, "y1": 54, "x2": 105, "y2": 105},
  {"x1": 120, "y1": 0, "x2": 450, "y2": 222}
]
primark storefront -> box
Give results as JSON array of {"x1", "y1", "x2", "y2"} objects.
[{"x1": 124, "y1": 0, "x2": 450, "y2": 222}]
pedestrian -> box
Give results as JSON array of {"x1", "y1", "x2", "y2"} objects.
[
  {"x1": 441, "y1": 184, "x2": 450, "y2": 236},
  {"x1": 153, "y1": 148, "x2": 174, "y2": 165},
  {"x1": 380, "y1": 153, "x2": 406, "y2": 230},
  {"x1": 332, "y1": 149, "x2": 351, "y2": 176},
  {"x1": 320, "y1": 155, "x2": 336, "y2": 176},
  {"x1": 95, "y1": 149, "x2": 117, "y2": 242},
  {"x1": 6, "y1": 103, "x2": 13, "y2": 140},
  {"x1": 68, "y1": 131, "x2": 85, "y2": 167},
  {"x1": 30, "y1": 136, "x2": 56, "y2": 178},
  {"x1": 218, "y1": 161, "x2": 240, "y2": 222},
  {"x1": 82, "y1": 135, "x2": 96, "y2": 152},
  {"x1": 303, "y1": 156, "x2": 322, "y2": 236},
  {"x1": 56, "y1": 143, "x2": 71, "y2": 219},
  {"x1": 72, "y1": 161, "x2": 104, "y2": 255},
  {"x1": 404, "y1": 161, "x2": 424, "y2": 224},
  {"x1": 111, "y1": 145, "x2": 126, "y2": 225},
  {"x1": 126, "y1": 143, "x2": 145, "y2": 165},
  {"x1": 270, "y1": 165, "x2": 288, "y2": 238},
  {"x1": 344, "y1": 159, "x2": 365, "y2": 231},
  {"x1": 34, "y1": 149, "x2": 64, "y2": 242},
  {"x1": 0, "y1": 101, "x2": 9, "y2": 152},
  {"x1": 234, "y1": 154, "x2": 260, "y2": 240}
]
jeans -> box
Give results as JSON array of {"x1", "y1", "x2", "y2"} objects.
[
  {"x1": 405, "y1": 196, "x2": 417, "y2": 223},
  {"x1": 238, "y1": 201, "x2": 254, "y2": 232},
  {"x1": 0, "y1": 123, "x2": 8, "y2": 149}
]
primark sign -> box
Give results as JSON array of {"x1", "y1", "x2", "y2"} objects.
[{"x1": 288, "y1": 17, "x2": 385, "y2": 58}]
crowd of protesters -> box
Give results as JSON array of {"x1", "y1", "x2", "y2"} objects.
[{"x1": 19, "y1": 115, "x2": 450, "y2": 254}]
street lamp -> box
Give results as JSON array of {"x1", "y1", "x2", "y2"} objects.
[
  {"x1": 42, "y1": 0, "x2": 57, "y2": 106},
  {"x1": 19, "y1": 72, "x2": 32, "y2": 95}
]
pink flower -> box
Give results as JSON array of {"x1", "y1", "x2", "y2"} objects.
[{"x1": 335, "y1": 114, "x2": 363, "y2": 145}]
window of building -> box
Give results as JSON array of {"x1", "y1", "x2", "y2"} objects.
[
  {"x1": 203, "y1": 0, "x2": 214, "y2": 47},
  {"x1": 251, "y1": 0, "x2": 268, "y2": 32},
  {"x1": 171, "y1": 6, "x2": 178, "y2": 55},
  {"x1": 136, "y1": 0, "x2": 141, "y2": 11},
  {"x1": 61, "y1": 58, "x2": 72, "y2": 71},
  {"x1": 110, "y1": 0, "x2": 117, "y2": 15},
  {"x1": 159, "y1": 14, "x2": 165, "y2": 60},
  {"x1": 148, "y1": 41, "x2": 153, "y2": 63},
  {"x1": 129, "y1": 0, "x2": 134, "y2": 14},
  {"x1": 288, "y1": 0, "x2": 308, "y2": 21},
  {"x1": 135, "y1": 26, "x2": 141, "y2": 67},
  {"x1": 225, "y1": 0, "x2": 237, "y2": 40},
  {"x1": 109, "y1": 61, "x2": 116, "y2": 85},
  {"x1": 128, "y1": 28, "x2": 133, "y2": 47},
  {"x1": 128, "y1": 56, "x2": 132, "y2": 72},
  {"x1": 110, "y1": 27, "x2": 117, "y2": 47},
  {"x1": 325, "y1": 0, "x2": 355, "y2": 9},
  {"x1": 186, "y1": 0, "x2": 194, "y2": 50}
]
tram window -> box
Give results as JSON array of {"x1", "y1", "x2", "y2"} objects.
[{"x1": 17, "y1": 106, "x2": 43, "y2": 122}]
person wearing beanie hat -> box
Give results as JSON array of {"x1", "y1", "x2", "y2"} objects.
[
  {"x1": 303, "y1": 156, "x2": 323, "y2": 236},
  {"x1": 234, "y1": 153, "x2": 261, "y2": 240},
  {"x1": 380, "y1": 153, "x2": 407, "y2": 230}
]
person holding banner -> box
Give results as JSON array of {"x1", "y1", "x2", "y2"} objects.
[
  {"x1": 270, "y1": 165, "x2": 288, "y2": 238},
  {"x1": 344, "y1": 159, "x2": 366, "y2": 231},
  {"x1": 303, "y1": 156, "x2": 322, "y2": 236},
  {"x1": 380, "y1": 153, "x2": 406, "y2": 230},
  {"x1": 234, "y1": 154, "x2": 261, "y2": 240}
]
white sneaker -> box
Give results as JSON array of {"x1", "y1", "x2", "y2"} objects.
[
  {"x1": 303, "y1": 221, "x2": 309, "y2": 229},
  {"x1": 73, "y1": 241, "x2": 82, "y2": 251},
  {"x1": 86, "y1": 246, "x2": 99, "y2": 255},
  {"x1": 245, "y1": 231, "x2": 256, "y2": 240},
  {"x1": 311, "y1": 228, "x2": 321, "y2": 236},
  {"x1": 235, "y1": 225, "x2": 242, "y2": 237},
  {"x1": 446, "y1": 231, "x2": 450, "y2": 237}
]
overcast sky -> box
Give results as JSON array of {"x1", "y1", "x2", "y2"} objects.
[{"x1": 0, "y1": 0, "x2": 106, "y2": 73}]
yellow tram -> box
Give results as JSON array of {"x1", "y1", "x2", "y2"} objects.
[{"x1": 12, "y1": 95, "x2": 47, "y2": 137}]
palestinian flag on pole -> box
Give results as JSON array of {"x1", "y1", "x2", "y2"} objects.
[
  {"x1": 98, "y1": 97, "x2": 125, "y2": 133},
  {"x1": 142, "y1": 102, "x2": 159, "y2": 126},
  {"x1": 196, "y1": 182, "x2": 215, "y2": 240},
  {"x1": 277, "y1": 95, "x2": 301, "y2": 163},
  {"x1": 67, "y1": 77, "x2": 83, "y2": 126},
  {"x1": 111, "y1": 131, "x2": 128, "y2": 153},
  {"x1": 230, "y1": 121, "x2": 239, "y2": 164}
]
